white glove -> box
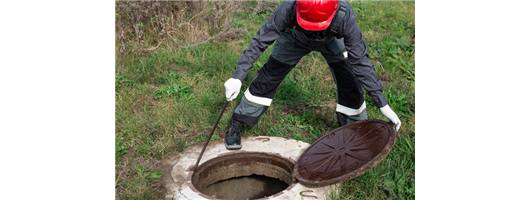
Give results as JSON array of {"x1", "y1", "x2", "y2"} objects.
[
  {"x1": 224, "y1": 78, "x2": 242, "y2": 101},
  {"x1": 380, "y1": 105, "x2": 401, "y2": 131}
]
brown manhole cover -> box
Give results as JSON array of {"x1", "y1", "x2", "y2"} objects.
[
  {"x1": 189, "y1": 151, "x2": 296, "y2": 200},
  {"x1": 294, "y1": 119, "x2": 396, "y2": 187}
]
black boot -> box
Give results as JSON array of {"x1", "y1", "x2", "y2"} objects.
[{"x1": 225, "y1": 118, "x2": 243, "y2": 150}]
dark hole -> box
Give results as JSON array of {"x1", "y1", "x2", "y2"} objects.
[{"x1": 201, "y1": 174, "x2": 289, "y2": 200}]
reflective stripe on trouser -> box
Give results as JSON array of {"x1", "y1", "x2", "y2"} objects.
[
  {"x1": 336, "y1": 105, "x2": 367, "y2": 127},
  {"x1": 327, "y1": 59, "x2": 367, "y2": 126},
  {"x1": 233, "y1": 27, "x2": 366, "y2": 126}
]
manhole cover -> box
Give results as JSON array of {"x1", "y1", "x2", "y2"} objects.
[{"x1": 294, "y1": 119, "x2": 396, "y2": 187}]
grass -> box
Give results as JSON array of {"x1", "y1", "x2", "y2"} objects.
[{"x1": 115, "y1": 1, "x2": 414, "y2": 199}]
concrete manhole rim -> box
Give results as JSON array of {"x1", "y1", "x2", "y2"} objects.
[{"x1": 186, "y1": 150, "x2": 300, "y2": 200}]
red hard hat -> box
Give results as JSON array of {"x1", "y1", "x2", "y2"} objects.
[{"x1": 296, "y1": 0, "x2": 340, "y2": 31}]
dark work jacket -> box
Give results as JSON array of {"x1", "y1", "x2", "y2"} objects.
[{"x1": 231, "y1": 0, "x2": 388, "y2": 108}]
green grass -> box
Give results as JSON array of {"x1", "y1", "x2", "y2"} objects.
[{"x1": 115, "y1": 1, "x2": 414, "y2": 199}]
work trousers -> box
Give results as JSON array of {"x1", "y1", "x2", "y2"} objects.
[{"x1": 233, "y1": 28, "x2": 367, "y2": 127}]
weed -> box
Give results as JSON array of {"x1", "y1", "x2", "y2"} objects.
[
  {"x1": 386, "y1": 54, "x2": 415, "y2": 81},
  {"x1": 153, "y1": 83, "x2": 191, "y2": 100},
  {"x1": 396, "y1": 36, "x2": 411, "y2": 50},
  {"x1": 116, "y1": 141, "x2": 127, "y2": 157},
  {"x1": 134, "y1": 165, "x2": 163, "y2": 179},
  {"x1": 195, "y1": 133, "x2": 207, "y2": 143},
  {"x1": 155, "y1": 70, "x2": 179, "y2": 85},
  {"x1": 115, "y1": 74, "x2": 137, "y2": 89},
  {"x1": 233, "y1": 20, "x2": 245, "y2": 28},
  {"x1": 119, "y1": 165, "x2": 163, "y2": 199},
  {"x1": 214, "y1": 133, "x2": 221, "y2": 139},
  {"x1": 149, "y1": 16, "x2": 157, "y2": 23}
]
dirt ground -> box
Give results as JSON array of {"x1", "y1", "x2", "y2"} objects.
[{"x1": 155, "y1": 152, "x2": 182, "y2": 198}]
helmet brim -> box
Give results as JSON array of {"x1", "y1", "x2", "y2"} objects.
[{"x1": 296, "y1": 7, "x2": 337, "y2": 31}]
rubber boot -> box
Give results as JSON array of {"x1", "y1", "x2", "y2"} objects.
[{"x1": 225, "y1": 118, "x2": 243, "y2": 150}]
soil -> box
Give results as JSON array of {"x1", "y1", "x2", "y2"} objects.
[{"x1": 154, "y1": 151, "x2": 182, "y2": 198}]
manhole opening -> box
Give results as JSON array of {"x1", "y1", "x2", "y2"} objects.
[
  {"x1": 191, "y1": 152, "x2": 294, "y2": 200},
  {"x1": 203, "y1": 174, "x2": 289, "y2": 199}
]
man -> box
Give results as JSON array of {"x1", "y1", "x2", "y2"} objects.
[{"x1": 223, "y1": 0, "x2": 401, "y2": 150}]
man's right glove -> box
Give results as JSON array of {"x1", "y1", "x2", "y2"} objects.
[{"x1": 224, "y1": 78, "x2": 242, "y2": 101}]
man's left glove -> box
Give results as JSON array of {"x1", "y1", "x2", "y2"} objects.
[
  {"x1": 224, "y1": 78, "x2": 242, "y2": 101},
  {"x1": 380, "y1": 105, "x2": 401, "y2": 131}
]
